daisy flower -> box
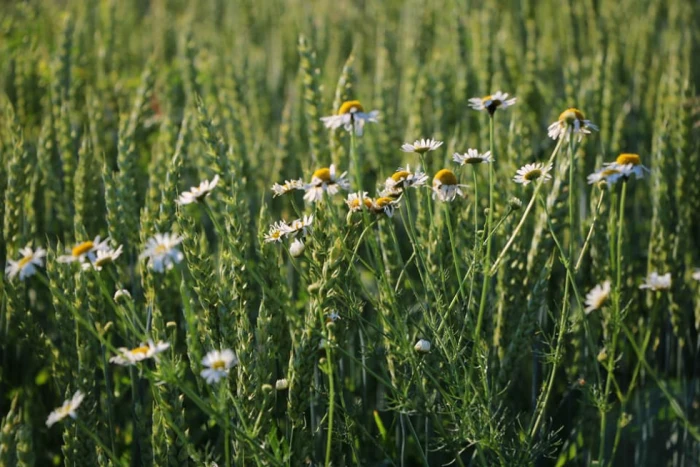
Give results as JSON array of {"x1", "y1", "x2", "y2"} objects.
[
  {"x1": 602, "y1": 153, "x2": 651, "y2": 181},
  {"x1": 414, "y1": 339, "x2": 431, "y2": 353},
  {"x1": 200, "y1": 349, "x2": 238, "y2": 384},
  {"x1": 587, "y1": 167, "x2": 625, "y2": 185},
  {"x1": 468, "y1": 91, "x2": 517, "y2": 115},
  {"x1": 453, "y1": 149, "x2": 492, "y2": 166},
  {"x1": 5, "y1": 244, "x2": 46, "y2": 280},
  {"x1": 371, "y1": 197, "x2": 399, "y2": 217},
  {"x1": 382, "y1": 165, "x2": 429, "y2": 196},
  {"x1": 303, "y1": 165, "x2": 350, "y2": 203},
  {"x1": 513, "y1": 162, "x2": 553, "y2": 186},
  {"x1": 345, "y1": 192, "x2": 373, "y2": 212},
  {"x1": 264, "y1": 221, "x2": 289, "y2": 243},
  {"x1": 320, "y1": 100, "x2": 379, "y2": 136},
  {"x1": 58, "y1": 236, "x2": 110, "y2": 264},
  {"x1": 432, "y1": 169, "x2": 466, "y2": 202},
  {"x1": 283, "y1": 215, "x2": 314, "y2": 237},
  {"x1": 82, "y1": 244, "x2": 124, "y2": 271},
  {"x1": 547, "y1": 108, "x2": 599, "y2": 141},
  {"x1": 139, "y1": 233, "x2": 184, "y2": 273},
  {"x1": 584, "y1": 280, "x2": 611, "y2": 314},
  {"x1": 46, "y1": 390, "x2": 85, "y2": 427},
  {"x1": 114, "y1": 289, "x2": 132, "y2": 301},
  {"x1": 289, "y1": 238, "x2": 305, "y2": 258},
  {"x1": 692, "y1": 269, "x2": 700, "y2": 281},
  {"x1": 400, "y1": 138, "x2": 443, "y2": 154},
  {"x1": 109, "y1": 340, "x2": 170, "y2": 366},
  {"x1": 177, "y1": 175, "x2": 220, "y2": 205},
  {"x1": 639, "y1": 272, "x2": 672, "y2": 291},
  {"x1": 271, "y1": 179, "x2": 304, "y2": 197}
]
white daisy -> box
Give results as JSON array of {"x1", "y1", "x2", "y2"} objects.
[
  {"x1": 320, "y1": 100, "x2": 379, "y2": 136},
  {"x1": 400, "y1": 138, "x2": 443, "y2": 154},
  {"x1": 303, "y1": 165, "x2": 350, "y2": 203},
  {"x1": 264, "y1": 221, "x2": 289, "y2": 243},
  {"x1": 271, "y1": 179, "x2": 304, "y2": 197},
  {"x1": 283, "y1": 215, "x2": 314, "y2": 237},
  {"x1": 414, "y1": 339, "x2": 431, "y2": 353},
  {"x1": 5, "y1": 244, "x2": 47, "y2": 280},
  {"x1": 345, "y1": 192, "x2": 373, "y2": 212},
  {"x1": 584, "y1": 280, "x2": 611, "y2": 314},
  {"x1": 513, "y1": 163, "x2": 553, "y2": 186},
  {"x1": 58, "y1": 236, "x2": 110, "y2": 263},
  {"x1": 177, "y1": 175, "x2": 220, "y2": 205},
  {"x1": 453, "y1": 149, "x2": 493, "y2": 166},
  {"x1": 468, "y1": 91, "x2": 517, "y2": 114},
  {"x1": 114, "y1": 289, "x2": 132, "y2": 301},
  {"x1": 587, "y1": 167, "x2": 625, "y2": 185},
  {"x1": 370, "y1": 197, "x2": 399, "y2": 217},
  {"x1": 109, "y1": 340, "x2": 170, "y2": 366},
  {"x1": 46, "y1": 390, "x2": 85, "y2": 427},
  {"x1": 139, "y1": 233, "x2": 184, "y2": 273},
  {"x1": 82, "y1": 244, "x2": 124, "y2": 271},
  {"x1": 639, "y1": 272, "x2": 672, "y2": 291},
  {"x1": 601, "y1": 154, "x2": 651, "y2": 181},
  {"x1": 289, "y1": 238, "x2": 305, "y2": 258},
  {"x1": 200, "y1": 349, "x2": 238, "y2": 384},
  {"x1": 432, "y1": 169, "x2": 466, "y2": 202},
  {"x1": 382, "y1": 165, "x2": 429, "y2": 196},
  {"x1": 547, "y1": 108, "x2": 599, "y2": 141},
  {"x1": 692, "y1": 269, "x2": 700, "y2": 281}
]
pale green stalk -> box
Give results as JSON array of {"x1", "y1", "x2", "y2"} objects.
[{"x1": 324, "y1": 343, "x2": 335, "y2": 466}]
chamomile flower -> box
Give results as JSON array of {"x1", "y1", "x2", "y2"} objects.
[
  {"x1": 692, "y1": 269, "x2": 700, "y2": 281},
  {"x1": 177, "y1": 175, "x2": 220, "y2": 205},
  {"x1": 303, "y1": 165, "x2": 350, "y2": 203},
  {"x1": 602, "y1": 153, "x2": 651, "y2": 180},
  {"x1": 371, "y1": 197, "x2": 399, "y2": 217},
  {"x1": 584, "y1": 280, "x2": 611, "y2": 314},
  {"x1": 200, "y1": 349, "x2": 238, "y2": 384},
  {"x1": 82, "y1": 244, "x2": 123, "y2": 271},
  {"x1": 264, "y1": 221, "x2": 289, "y2": 243},
  {"x1": 432, "y1": 169, "x2": 466, "y2": 202},
  {"x1": 468, "y1": 91, "x2": 517, "y2": 115},
  {"x1": 382, "y1": 165, "x2": 429, "y2": 196},
  {"x1": 400, "y1": 138, "x2": 443, "y2": 154},
  {"x1": 46, "y1": 390, "x2": 85, "y2": 427},
  {"x1": 5, "y1": 244, "x2": 46, "y2": 280},
  {"x1": 453, "y1": 149, "x2": 492, "y2": 166},
  {"x1": 283, "y1": 215, "x2": 314, "y2": 237},
  {"x1": 639, "y1": 272, "x2": 672, "y2": 291},
  {"x1": 140, "y1": 233, "x2": 184, "y2": 273},
  {"x1": 547, "y1": 108, "x2": 599, "y2": 141},
  {"x1": 109, "y1": 340, "x2": 170, "y2": 366},
  {"x1": 587, "y1": 167, "x2": 624, "y2": 185},
  {"x1": 345, "y1": 192, "x2": 373, "y2": 212},
  {"x1": 271, "y1": 179, "x2": 304, "y2": 197},
  {"x1": 58, "y1": 236, "x2": 110, "y2": 264},
  {"x1": 414, "y1": 339, "x2": 431, "y2": 353},
  {"x1": 320, "y1": 100, "x2": 379, "y2": 136},
  {"x1": 289, "y1": 238, "x2": 305, "y2": 257},
  {"x1": 513, "y1": 163, "x2": 553, "y2": 186}
]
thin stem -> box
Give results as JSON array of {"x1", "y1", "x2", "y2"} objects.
[
  {"x1": 445, "y1": 204, "x2": 466, "y2": 301},
  {"x1": 324, "y1": 344, "x2": 335, "y2": 466},
  {"x1": 575, "y1": 187, "x2": 605, "y2": 271},
  {"x1": 75, "y1": 418, "x2": 123, "y2": 465}
]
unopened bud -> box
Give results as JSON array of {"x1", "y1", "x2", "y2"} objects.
[
  {"x1": 508, "y1": 197, "x2": 522, "y2": 210},
  {"x1": 289, "y1": 239, "x2": 305, "y2": 258},
  {"x1": 414, "y1": 339, "x2": 431, "y2": 354}
]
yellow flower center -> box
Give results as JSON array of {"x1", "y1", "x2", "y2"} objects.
[
  {"x1": 72, "y1": 241, "x2": 94, "y2": 257},
  {"x1": 18, "y1": 254, "x2": 34, "y2": 268},
  {"x1": 391, "y1": 170, "x2": 411, "y2": 187},
  {"x1": 94, "y1": 255, "x2": 111, "y2": 267},
  {"x1": 154, "y1": 244, "x2": 168, "y2": 254},
  {"x1": 312, "y1": 167, "x2": 332, "y2": 183},
  {"x1": 433, "y1": 169, "x2": 458, "y2": 186},
  {"x1": 559, "y1": 108, "x2": 585, "y2": 125},
  {"x1": 212, "y1": 360, "x2": 227, "y2": 370},
  {"x1": 131, "y1": 346, "x2": 150, "y2": 356},
  {"x1": 350, "y1": 197, "x2": 373, "y2": 209},
  {"x1": 374, "y1": 197, "x2": 393, "y2": 208},
  {"x1": 270, "y1": 230, "x2": 282, "y2": 239},
  {"x1": 594, "y1": 294, "x2": 609, "y2": 309},
  {"x1": 601, "y1": 168, "x2": 619, "y2": 177},
  {"x1": 524, "y1": 169, "x2": 542, "y2": 181},
  {"x1": 616, "y1": 153, "x2": 641, "y2": 166},
  {"x1": 338, "y1": 100, "x2": 364, "y2": 115}
]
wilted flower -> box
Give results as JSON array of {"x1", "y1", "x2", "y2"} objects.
[
  {"x1": 109, "y1": 340, "x2": 170, "y2": 366},
  {"x1": 46, "y1": 391, "x2": 85, "y2": 427},
  {"x1": 345, "y1": 192, "x2": 373, "y2": 212},
  {"x1": 177, "y1": 175, "x2": 220, "y2": 205},
  {"x1": 303, "y1": 165, "x2": 350, "y2": 203},
  {"x1": 200, "y1": 349, "x2": 238, "y2": 384},
  {"x1": 432, "y1": 169, "x2": 466, "y2": 202},
  {"x1": 371, "y1": 197, "x2": 399, "y2": 217},
  {"x1": 289, "y1": 238, "x2": 305, "y2": 257},
  {"x1": 83, "y1": 245, "x2": 124, "y2": 271},
  {"x1": 271, "y1": 179, "x2": 304, "y2": 197},
  {"x1": 320, "y1": 100, "x2": 379, "y2": 136},
  {"x1": 283, "y1": 215, "x2": 314, "y2": 237},
  {"x1": 513, "y1": 163, "x2": 553, "y2": 186},
  {"x1": 382, "y1": 165, "x2": 428, "y2": 196},
  {"x1": 547, "y1": 108, "x2": 599, "y2": 141},
  {"x1": 140, "y1": 233, "x2": 184, "y2": 272},
  {"x1": 58, "y1": 236, "x2": 110, "y2": 264},
  {"x1": 584, "y1": 280, "x2": 611, "y2": 314},
  {"x1": 400, "y1": 138, "x2": 443, "y2": 154},
  {"x1": 468, "y1": 91, "x2": 516, "y2": 115},
  {"x1": 5, "y1": 244, "x2": 46, "y2": 280},
  {"x1": 639, "y1": 272, "x2": 672, "y2": 291},
  {"x1": 453, "y1": 149, "x2": 492, "y2": 166},
  {"x1": 264, "y1": 221, "x2": 289, "y2": 243}
]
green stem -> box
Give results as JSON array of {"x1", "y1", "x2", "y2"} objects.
[
  {"x1": 75, "y1": 418, "x2": 123, "y2": 465},
  {"x1": 325, "y1": 344, "x2": 335, "y2": 466},
  {"x1": 445, "y1": 204, "x2": 466, "y2": 301}
]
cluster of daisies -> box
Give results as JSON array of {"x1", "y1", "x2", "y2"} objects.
[
  {"x1": 584, "y1": 272, "x2": 675, "y2": 316},
  {"x1": 263, "y1": 214, "x2": 314, "y2": 257}
]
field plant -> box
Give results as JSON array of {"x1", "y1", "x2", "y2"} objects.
[{"x1": 1, "y1": 0, "x2": 700, "y2": 465}]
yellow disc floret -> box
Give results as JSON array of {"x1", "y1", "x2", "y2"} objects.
[
  {"x1": 72, "y1": 241, "x2": 94, "y2": 257},
  {"x1": 18, "y1": 255, "x2": 33, "y2": 268},
  {"x1": 312, "y1": 167, "x2": 332, "y2": 183},
  {"x1": 212, "y1": 360, "x2": 226, "y2": 370},
  {"x1": 616, "y1": 153, "x2": 641, "y2": 166},
  {"x1": 559, "y1": 108, "x2": 586, "y2": 125},
  {"x1": 433, "y1": 169, "x2": 458, "y2": 186},
  {"x1": 131, "y1": 346, "x2": 150, "y2": 356},
  {"x1": 338, "y1": 100, "x2": 364, "y2": 115}
]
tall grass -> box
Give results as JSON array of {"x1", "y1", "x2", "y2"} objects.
[{"x1": 1, "y1": 0, "x2": 699, "y2": 465}]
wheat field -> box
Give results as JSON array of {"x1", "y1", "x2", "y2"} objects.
[{"x1": 1, "y1": 0, "x2": 699, "y2": 465}]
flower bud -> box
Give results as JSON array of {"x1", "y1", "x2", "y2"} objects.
[
  {"x1": 414, "y1": 339, "x2": 431, "y2": 353},
  {"x1": 289, "y1": 239, "x2": 305, "y2": 258}
]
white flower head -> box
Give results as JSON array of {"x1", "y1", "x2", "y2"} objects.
[
  {"x1": 114, "y1": 289, "x2": 132, "y2": 301},
  {"x1": 547, "y1": 108, "x2": 599, "y2": 141},
  {"x1": 584, "y1": 280, "x2": 611, "y2": 314},
  {"x1": 639, "y1": 272, "x2": 672, "y2": 292},
  {"x1": 320, "y1": 100, "x2": 379, "y2": 136},
  {"x1": 513, "y1": 163, "x2": 553, "y2": 186},
  {"x1": 275, "y1": 378, "x2": 289, "y2": 390},
  {"x1": 345, "y1": 192, "x2": 373, "y2": 212},
  {"x1": 587, "y1": 167, "x2": 625, "y2": 186},
  {"x1": 601, "y1": 154, "x2": 651, "y2": 182},
  {"x1": 371, "y1": 197, "x2": 399, "y2": 217},
  {"x1": 58, "y1": 236, "x2": 110, "y2": 264},
  {"x1": 432, "y1": 169, "x2": 466, "y2": 202},
  {"x1": 109, "y1": 340, "x2": 170, "y2": 366},
  {"x1": 140, "y1": 233, "x2": 184, "y2": 273},
  {"x1": 382, "y1": 165, "x2": 429, "y2": 196},
  {"x1": 400, "y1": 138, "x2": 443, "y2": 154},
  {"x1": 271, "y1": 179, "x2": 304, "y2": 197},
  {"x1": 46, "y1": 390, "x2": 85, "y2": 427},
  {"x1": 177, "y1": 175, "x2": 220, "y2": 205},
  {"x1": 264, "y1": 221, "x2": 289, "y2": 243},
  {"x1": 453, "y1": 149, "x2": 492, "y2": 166},
  {"x1": 283, "y1": 215, "x2": 314, "y2": 237},
  {"x1": 5, "y1": 244, "x2": 46, "y2": 280},
  {"x1": 200, "y1": 349, "x2": 238, "y2": 384},
  {"x1": 414, "y1": 339, "x2": 431, "y2": 353},
  {"x1": 82, "y1": 244, "x2": 124, "y2": 271},
  {"x1": 468, "y1": 91, "x2": 516, "y2": 114},
  {"x1": 303, "y1": 165, "x2": 350, "y2": 203},
  {"x1": 289, "y1": 238, "x2": 305, "y2": 258},
  {"x1": 693, "y1": 269, "x2": 700, "y2": 282}
]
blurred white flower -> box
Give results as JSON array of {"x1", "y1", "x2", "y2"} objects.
[
  {"x1": 345, "y1": 192, "x2": 373, "y2": 212},
  {"x1": 432, "y1": 169, "x2": 466, "y2": 202},
  {"x1": 177, "y1": 175, "x2": 220, "y2": 205},
  {"x1": 200, "y1": 349, "x2": 238, "y2": 384},
  {"x1": 513, "y1": 163, "x2": 553, "y2": 186},
  {"x1": 264, "y1": 221, "x2": 289, "y2": 243},
  {"x1": 320, "y1": 100, "x2": 379, "y2": 136},
  {"x1": 46, "y1": 390, "x2": 85, "y2": 427},
  {"x1": 83, "y1": 244, "x2": 124, "y2": 271},
  {"x1": 401, "y1": 138, "x2": 443, "y2": 154},
  {"x1": 584, "y1": 280, "x2": 611, "y2": 314},
  {"x1": 271, "y1": 179, "x2": 304, "y2": 197},
  {"x1": 639, "y1": 272, "x2": 672, "y2": 291},
  {"x1": 303, "y1": 165, "x2": 350, "y2": 203},
  {"x1": 468, "y1": 91, "x2": 516, "y2": 114},
  {"x1": 414, "y1": 339, "x2": 431, "y2": 353},
  {"x1": 289, "y1": 238, "x2": 305, "y2": 257},
  {"x1": 58, "y1": 236, "x2": 110, "y2": 264},
  {"x1": 453, "y1": 149, "x2": 492, "y2": 166},
  {"x1": 114, "y1": 289, "x2": 132, "y2": 301},
  {"x1": 547, "y1": 108, "x2": 598, "y2": 141},
  {"x1": 109, "y1": 340, "x2": 170, "y2": 366},
  {"x1": 5, "y1": 244, "x2": 46, "y2": 280},
  {"x1": 382, "y1": 165, "x2": 428, "y2": 196},
  {"x1": 140, "y1": 233, "x2": 184, "y2": 272}
]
